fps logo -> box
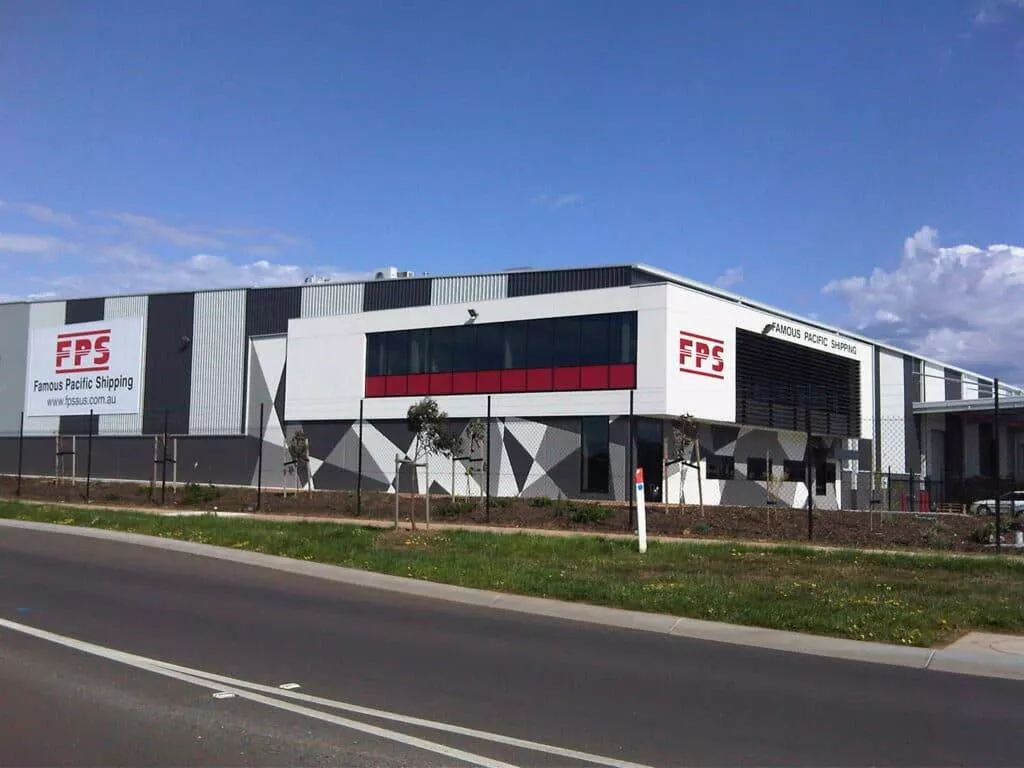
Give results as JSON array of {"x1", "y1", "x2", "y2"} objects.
[
  {"x1": 55, "y1": 329, "x2": 111, "y2": 374},
  {"x1": 679, "y1": 331, "x2": 725, "y2": 380}
]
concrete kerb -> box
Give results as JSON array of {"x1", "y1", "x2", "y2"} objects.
[{"x1": 3, "y1": 517, "x2": 1024, "y2": 682}]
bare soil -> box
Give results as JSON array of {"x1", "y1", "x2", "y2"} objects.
[{"x1": 0, "y1": 474, "x2": 1013, "y2": 553}]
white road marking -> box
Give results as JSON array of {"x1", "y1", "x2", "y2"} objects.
[
  {"x1": 0, "y1": 617, "x2": 655, "y2": 768},
  {"x1": 212, "y1": 691, "x2": 236, "y2": 699},
  {"x1": 0, "y1": 618, "x2": 518, "y2": 768},
  {"x1": 278, "y1": 682, "x2": 302, "y2": 690},
  {"x1": 151, "y1": 658, "x2": 654, "y2": 768}
]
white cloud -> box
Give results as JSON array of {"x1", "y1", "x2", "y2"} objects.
[
  {"x1": 713, "y1": 266, "x2": 744, "y2": 289},
  {"x1": 0, "y1": 200, "x2": 78, "y2": 229},
  {"x1": 0, "y1": 233, "x2": 71, "y2": 255},
  {"x1": 823, "y1": 226, "x2": 1024, "y2": 381},
  {"x1": 531, "y1": 193, "x2": 583, "y2": 209},
  {"x1": 0, "y1": 199, "x2": 364, "y2": 302},
  {"x1": 971, "y1": 0, "x2": 1024, "y2": 26},
  {"x1": 15, "y1": 252, "x2": 370, "y2": 300},
  {"x1": 99, "y1": 211, "x2": 224, "y2": 249}
]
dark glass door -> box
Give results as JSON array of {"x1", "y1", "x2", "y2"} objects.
[{"x1": 635, "y1": 418, "x2": 664, "y2": 502}]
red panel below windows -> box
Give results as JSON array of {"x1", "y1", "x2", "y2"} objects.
[
  {"x1": 365, "y1": 376, "x2": 387, "y2": 397},
  {"x1": 429, "y1": 372, "x2": 453, "y2": 395},
  {"x1": 385, "y1": 375, "x2": 408, "y2": 396},
  {"x1": 501, "y1": 369, "x2": 527, "y2": 392},
  {"x1": 407, "y1": 373, "x2": 430, "y2": 396},
  {"x1": 609, "y1": 363, "x2": 636, "y2": 389},
  {"x1": 526, "y1": 368, "x2": 553, "y2": 392},
  {"x1": 476, "y1": 370, "x2": 502, "y2": 393},
  {"x1": 553, "y1": 366, "x2": 581, "y2": 390},
  {"x1": 579, "y1": 365, "x2": 610, "y2": 390},
  {"x1": 452, "y1": 371, "x2": 477, "y2": 394}
]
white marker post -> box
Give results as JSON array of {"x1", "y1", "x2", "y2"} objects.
[{"x1": 635, "y1": 467, "x2": 647, "y2": 554}]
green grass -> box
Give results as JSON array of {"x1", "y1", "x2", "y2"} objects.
[{"x1": 5, "y1": 500, "x2": 1024, "y2": 648}]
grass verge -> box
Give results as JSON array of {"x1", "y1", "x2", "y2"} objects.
[{"x1": 4, "y1": 500, "x2": 1024, "y2": 648}]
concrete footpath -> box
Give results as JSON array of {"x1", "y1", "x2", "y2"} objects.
[{"x1": 3, "y1": 502, "x2": 1024, "y2": 682}]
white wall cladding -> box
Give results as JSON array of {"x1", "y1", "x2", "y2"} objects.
[
  {"x1": 98, "y1": 295, "x2": 149, "y2": 435},
  {"x1": 0, "y1": 303, "x2": 29, "y2": 434},
  {"x1": 431, "y1": 274, "x2": 507, "y2": 305},
  {"x1": 923, "y1": 362, "x2": 946, "y2": 403},
  {"x1": 189, "y1": 290, "x2": 246, "y2": 435},
  {"x1": 23, "y1": 301, "x2": 66, "y2": 435},
  {"x1": 300, "y1": 282, "x2": 363, "y2": 318},
  {"x1": 877, "y1": 350, "x2": 906, "y2": 474}
]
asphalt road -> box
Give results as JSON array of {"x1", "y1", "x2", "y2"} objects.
[{"x1": 1, "y1": 526, "x2": 1022, "y2": 767}]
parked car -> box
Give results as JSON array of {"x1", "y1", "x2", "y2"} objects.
[{"x1": 969, "y1": 491, "x2": 1024, "y2": 516}]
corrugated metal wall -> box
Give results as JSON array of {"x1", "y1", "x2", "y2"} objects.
[
  {"x1": 506, "y1": 266, "x2": 633, "y2": 298},
  {"x1": 246, "y1": 286, "x2": 302, "y2": 337},
  {"x1": 300, "y1": 282, "x2": 363, "y2": 318},
  {"x1": 190, "y1": 290, "x2": 246, "y2": 436},
  {"x1": 362, "y1": 277, "x2": 432, "y2": 311},
  {"x1": 142, "y1": 293, "x2": 195, "y2": 435},
  {"x1": 98, "y1": 295, "x2": 149, "y2": 435},
  {"x1": 0, "y1": 303, "x2": 29, "y2": 435},
  {"x1": 430, "y1": 274, "x2": 507, "y2": 305},
  {"x1": 24, "y1": 301, "x2": 66, "y2": 435}
]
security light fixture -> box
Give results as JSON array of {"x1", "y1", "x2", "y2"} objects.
[{"x1": 467, "y1": 308, "x2": 478, "y2": 320}]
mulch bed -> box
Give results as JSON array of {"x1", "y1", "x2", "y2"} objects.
[{"x1": 0, "y1": 475, "x2": 1011, "y2": 554}]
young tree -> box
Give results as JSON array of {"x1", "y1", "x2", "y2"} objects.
[
  {"x1": 284, "y1": 427, "x2": 311, "y2": 494},
  {"x1": 671, "y1": 412, "x2": 704, "y2": 515}
]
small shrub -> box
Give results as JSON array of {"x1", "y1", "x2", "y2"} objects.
[
  {"x1": 103, "y1": 493, "x2": 121, "y2": 502},
  {"x1": 528, "y1": 496, "x2": 553, "y2": 508},
  {"x1": 971, "y1": 522, "x2": 995, "y2": 545},
  {"x1": 435, "y1": 500, "x2": 476, "y2": 519},
  {"x1": 693, "y1": 520, "x2": 712, "y2": 535},
  {"x1": 490, "y1": 497, "x2": 512, "y2": 508},
  {"x1": 924, "y1": 528, "x2": 953, "y2": 550},
  {"x1": 181, "y1": 482, "x2": 220, "y2": 506},
  {"x1": 565, "y1": 502, "x2": 613, "y2": 525}
]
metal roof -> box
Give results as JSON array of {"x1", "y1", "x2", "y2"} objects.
[{"x1": 1, "y1": 260, "x2": 1016, "y2": 388}]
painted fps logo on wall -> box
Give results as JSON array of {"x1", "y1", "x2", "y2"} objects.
[
  {"x1": 679, "y1": 330, "x2": 725, "y2": 380},
  {"x1": 55, "y1": 328, "x2": 111, "y2": 374}
]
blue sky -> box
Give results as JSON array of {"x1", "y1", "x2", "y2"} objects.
[{"x1": 2, "y1": 0, "x2": 1023, "y2": 379}]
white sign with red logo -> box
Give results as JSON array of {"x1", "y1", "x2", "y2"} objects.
[
  {"x1": 679, "y1": 331, "x2": 725, "y2": 379},
  {"x1": 24, "y1": 318, "x2": 144, "y2": 416}
]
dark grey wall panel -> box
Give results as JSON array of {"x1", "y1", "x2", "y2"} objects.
[
  {"x1": 176, "y1": 436, "x2": 258, "y2": 486},
  {"x1": 245, "y1": 287, "x2": 302, "y2": 337},
  {"x1": 944, "y1": 368, "x2": 962, "y2": 401},
  {"x1": 507, "y1": 267, "x2": 633, "y2": 298},
  {"x1": 903, "y1": 355, "x2": 922, "y2": 474},
  {"x1": 362, "y1": 278, "x2": 432, "y2": 312},
  {"x1": 60, "y1": 299, "x2": 105, "y2": 436},
  {"x1": 64, "y1": 297, "x2": 105, "y2": 325},
  {"x1": 87, "y1": 437, "x2": 157, "y2": 482},
  {"x1": 0, "y1": 437, "x2": 63, "y2": 477},
  {"x1": 630, "y1": 268, "x2": 664, "y2": 285},
  {"x1": 143, "y1": 293, "x2": 195, "y2": 435}
]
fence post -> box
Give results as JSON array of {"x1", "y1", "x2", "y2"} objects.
[
  {"x1": 256, "y1": 402, "x2": 264, "y2": 511},
  {"x1": 16, "y1": 411, "x2": 24, "y2": 498},
  {"x1": 994, "y1": 378, "x2": 1001, "y2": 553},
  {"x1": 356, "y1": 399, "x2": 364, "y2": 516},
  {"x1": 887, "y1": 466, "x2": 892, "y2": 513},
  {"x1": 805, "y1": 385, "x2": 813, "y2": 541},
  {"x1": 85, "y1": 409, "x2": 94, "y2": 503},
  {"x1": 628, "y1": 390, "x2": 635, "y2": 530},
  {"x1": 160, "y1": 408, "x2": 169, "y2": 505},
  {"x1": 485, "y1": 394, "x2": 492, "y2": 523},
  {"x1": 394, "y1": 453, "x2": 401, "y2": 529}
]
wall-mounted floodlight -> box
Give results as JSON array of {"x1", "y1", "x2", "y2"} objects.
[{"x1": 467, "y1": 308, "x2": 478, "y2": 320}]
